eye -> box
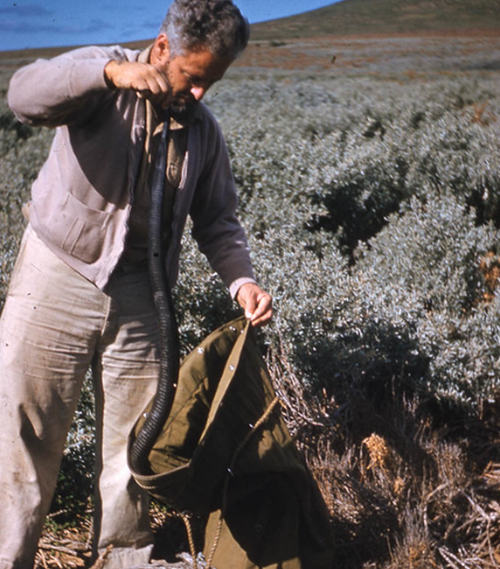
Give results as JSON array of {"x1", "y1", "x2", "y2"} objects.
[
  {"x1": 186, "y1": 74, "x2": 204, "y2": 88},
  {"x1": 183, "y1": 72, "x2": 196, "y2": 85}
]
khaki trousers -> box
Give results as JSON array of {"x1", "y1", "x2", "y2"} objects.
[{"x1": 0, "y1": 226, "x2": 160, "y2": 569}]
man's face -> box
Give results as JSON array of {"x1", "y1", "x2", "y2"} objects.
[{"x1": 151, "y1": 35, "x2": 232, "y2": 115}]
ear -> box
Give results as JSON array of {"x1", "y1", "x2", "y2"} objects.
[{"x1": 151, "y1": 33, "x2": 170, "y2": 65}]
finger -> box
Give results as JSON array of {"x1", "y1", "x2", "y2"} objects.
[
  {"x1": 138, "y1": 74, "x2": 172, "y2": 108},
  {"x1": 136, "y1": 88, "x2": 152, "y2": 99},
  {"x1": 249, "y1": 307, "x2": 273, "y2": 327},
  {"x1": 135, "y1": 86, "x2": 172, "y2": 109},
  {"x1": 135, "y1": 76, "x2": 163, "y2": 97},
  {"x1": 248, "y1": 294, "x2": 273, "y2": 326}
]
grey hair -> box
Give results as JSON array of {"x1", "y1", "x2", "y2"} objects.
[{"x1": 160, "y1": 0, "x2": 250, "y2": 60}]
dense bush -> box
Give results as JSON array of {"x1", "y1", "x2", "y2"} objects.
[
  {"x1": 197, "y1": 74, "x2": 500, "y2": 407},
  {"x1": 2, "y1": 67, "x2": 500, "y2": 565}
]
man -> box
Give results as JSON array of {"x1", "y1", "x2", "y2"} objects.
[{"x1": 0, "y1": 0, "x2": 272, "y2": 567}]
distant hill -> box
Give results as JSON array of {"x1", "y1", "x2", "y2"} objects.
[{"x1": 250, "y1": 0, "x2": 500, "y2": 40}]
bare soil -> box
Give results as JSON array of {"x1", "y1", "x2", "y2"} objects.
[{"x1": 230, "y1": 33, "x2": 500, "y2": 77}]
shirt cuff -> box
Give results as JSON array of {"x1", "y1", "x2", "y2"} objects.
[{"x1": 229, "y1": 277, "x2": 257, "y2": 300}]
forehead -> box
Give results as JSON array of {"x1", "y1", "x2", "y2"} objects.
[{"x1": 172, "y1": 48, "x2": 232, "y2": 80}]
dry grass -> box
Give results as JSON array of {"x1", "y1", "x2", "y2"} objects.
[
  {"x1": 35, "y1": 518, "x2": 92, "y2": 568},
  {"x1": 480, "y1": 252, "x2": 500, "y2": 303},
  {"x1": 35, "y1": 505, "x2": 204, "y2": 569},
  {"x1": 35, "y1": 347, "x2": 500, "y2": 569},
  {"x1": 268, "y1": 347, "x2": 500, "y2": 569},
  {"x1": 229, "y1": 35, "x2": 500, "y2": 79}
]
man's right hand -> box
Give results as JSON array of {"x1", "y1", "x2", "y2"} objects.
[{"x1": 104, "y1": 60, "x2": 173, "y2": 108}]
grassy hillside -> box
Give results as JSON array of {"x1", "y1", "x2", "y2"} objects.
[{"x1": 251, "y1": 0, "x2": 500, "y2": 40}]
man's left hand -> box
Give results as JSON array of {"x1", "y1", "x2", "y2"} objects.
[{"x1": 236, "y1": 283, "x2": 273, "y2": 327}]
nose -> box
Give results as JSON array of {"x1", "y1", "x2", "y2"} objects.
[{"x1": 190, "y1": 86, "x2": 207, "y2": 101}]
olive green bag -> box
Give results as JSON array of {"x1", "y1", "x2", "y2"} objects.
[{"x1": 129, "y1": 316, "x2": 333, "y2": 568}]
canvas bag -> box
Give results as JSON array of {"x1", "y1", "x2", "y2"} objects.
[{"x1": 129, "y1": 316, "x2": 333, "y2": 568}]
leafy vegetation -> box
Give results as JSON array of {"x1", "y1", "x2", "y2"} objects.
[
  {"x1": 2, "y1": 39, "x2": 500, "y2": 567},
  {"x1": 169, "y1": 72, "x2": 500, "y2": 567}
]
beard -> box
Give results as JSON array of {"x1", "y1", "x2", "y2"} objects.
[{"x1": 170, "y1": 94, "x2": 198, "y2": 124}]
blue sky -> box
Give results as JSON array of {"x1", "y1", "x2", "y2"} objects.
[{"x1": 0, "y1": 0, "x2": 342, "y2": 52}]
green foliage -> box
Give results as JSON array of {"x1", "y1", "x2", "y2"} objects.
[
  {"x1": 2, "y1": 68, "x2": 500, "y2": 534},
  {"x1": 201, "y1": 74, "x2": 500, "y2": 406}
]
